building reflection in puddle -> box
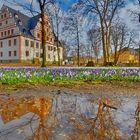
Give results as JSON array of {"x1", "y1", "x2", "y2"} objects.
[
  {"x1": 0, "y1": 96, "x2": 52, "y2": 140},
  {"x1": 0, "y1": 94, "x2": 139, "y2": 140}
]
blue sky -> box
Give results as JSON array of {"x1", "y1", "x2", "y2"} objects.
[
  {"x1": 0, "y1": 0, "x2": 134, "y2": 11},
  {"x1": 59, "y1": 0, "x2": 134, "y2": 10},
  {"x1": 0, "y1": 0, "x2": 77, "y2": 11},
  {"x1": 58, "y1": 0, "x2": 76, "y2": 10}
]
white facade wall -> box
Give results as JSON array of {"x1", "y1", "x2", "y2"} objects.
[
  {"x1": 46, "y1": 46, "x2": 63, "y2": 62},
  {"x1": 0, "y1": 37, "x2": 19, "y2": 61},
  {"x1": 0, "y1": 35, "x2": 63, "y2": 62},
  {"x1": 46, "y1": 44, "x2": 55, "y2": 62},
  {"x1": 21, "y1": 36, "x2": 63, "y2": 62},
  {"x1": 0, "y1": 6, "x2": 63, "y2": 63},
  {"x1": 21, "y1": 37, "x2": 43, "y2": 61}
]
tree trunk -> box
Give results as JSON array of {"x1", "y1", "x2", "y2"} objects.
[
  {"x1": 114, "y1": 48, "x2": 117, "y2": 65},
  {"x1": 139, "y1": 45, "x2": 140, "y2": 67},
  {"x1": 76, "y1": 21, "x2": 80, "y2": 67},
  {"x1": 100, "y1": 23, "x2": 107, "y2": 66},
  {"x1": 41, "y1": 12, "x2": 47, "y2": 67},
  {"x1": 106, "y1": 29, "x2": 111, "y2": 62},
  {"x1": 56, "y1": 17, "x2": 61, "y2": 66},
  {"x1": 57, "y1": 47, "x2": 60, "y2": 66}
]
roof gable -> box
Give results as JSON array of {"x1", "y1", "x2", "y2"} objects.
[{"x1": 1, "y1": 5, "x2": 40, "y2": 39}]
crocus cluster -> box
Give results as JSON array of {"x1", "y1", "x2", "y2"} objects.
[{"x1": 0, "y1": 67, "x2": 140, "y2": 84}]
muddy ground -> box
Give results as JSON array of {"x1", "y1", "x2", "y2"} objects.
[{"x1": 0, "y1": 81, "x2": 140, "y2": 98}]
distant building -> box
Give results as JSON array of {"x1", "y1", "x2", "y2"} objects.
[
  {"x1": 110, "y1": 47, "x2": 139, "y2": 65},
  {"x1": 97, "y1": 47, "x2": 140, "y2": 66},
  {"x1": 116, "y1": 48, "x2": 139, "y2": 65},
  {"x1": 0, "y1": 5, "x2": 63, "y2": 64}
]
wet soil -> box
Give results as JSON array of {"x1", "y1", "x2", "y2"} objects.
[{"x1": 0, "y1": 81, "x2": 140, "y2": 98}]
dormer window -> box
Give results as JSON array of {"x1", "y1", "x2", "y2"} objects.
[
  {"x1": 23, "y1": 28, "x2": 26, "y2": 34},
  {"x1": 14, "y1": 13, "x2": 18, "y2": 18},
  {"x1": 39, "y1": 18, "x2": 42, "y2": 22},
  {"x1": 18, "y1": 19, "x2": 22, "y2": 25},
  {"x1": 9, "y1": 13, "x2": 12, "y2": 17}
]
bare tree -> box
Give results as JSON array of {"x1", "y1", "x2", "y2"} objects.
[
  {"x1": 128, "y1": 0, "x2": 140, "y2": 66},
  {"x1": 77, "y1": 0, "x2": 124, "y2": 65},
  {"x1": 47, "y1": 2, "x2": 64, "y2": 66},
  {"x1": 87, "y1": 26, "x2": 101, "y2": 64},
  {"x1": 62, "y1": 41, "x2": 70, "y2": 60},
  {"x1": 63, "y1": 11, "x2": 82, "y2": 66},
  {"x1": 111, "y1": 20, "x2": 136, "y2": 65},
  {"x1": 138, "y1": 0, "x2": 140, "y2": 66}
]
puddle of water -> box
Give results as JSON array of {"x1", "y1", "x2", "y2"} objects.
[{"x1": 0, "y1": 93, "x2": 139, "y2": 140}]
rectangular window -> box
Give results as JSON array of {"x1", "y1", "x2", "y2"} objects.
[
  {"x1": 25, "y1": 40, "x2": 29, "y2": 46},
  {"x1": 54, "y1": 47, "x2": 56, "y2": 51},
  {"x1": 11, "y1": 29, "x2": 14, "y2": 34},
  {"x1": 51, "y1": 46, "x2": 53, "y2": 51},
  {"x1": 1, "y1": 15, "x2": 3, "y2": 19},
  {"x1": 40, "y1": 53, "x2": 43, "y2": 58},
  {"x1": 4, "y1": 13, "x2": 6, "y2": 18},
  {"x1": 40, "y1": 43, "x2": 42, "y2": 49},
  {"x1": 58, "y1": 48, "x2": 60, "y2": 53},
  {"x1": 9, "y1": 51, "x2": 11, "y2": 56},
  {"x1": 1, "y1": 32, "x2": 3, "y2": 37},
  {"x1": 48, "y1": 54, "x2": 50, "y2": 59},
  {"x1": 26, "y1": 51, "x2": 29, "y2": 56},
  {"x1": 0, "y1": 23, "x2": 2, "y2": 26},
  {"x1": 48, "y1": 46, "x2": 50, "y2": 51},
  {"x1": 14, "y1": 39, "x2": 17, "y2": 46},
  {"x1": 0, "y1": 52, "x2": 3, "y2": 57},
  {"x1": 51, "y1": 38, "x2": 53, "y2": 42},
  {"x1": 37, "y1": 33, "x2": 40, "y2": 38},
  {"x1": 9, "y1": 40, "x2": 11, "y2": 46},
  {"x1": 14, "y1": 51, "x2": 16, "y2": 56},
  {"x1": 4, "y1": 31, "x2": 6, "y2": 36},
  {"x1": 0, "y1": 42, "x2": 3, "y2": 48},
  {"x1": 36, "y1": 42, "x2": 39, "y2": 48},
  {"x1": 36, "y1": 53, "x2": 39, "y2": 57},
  {"x1": 30, "y1": 41, "x2": 34, "y2": 47},
  {"x1": 8, "y1": 30, "x2": 10, "y2": 35},
  {"x1": 46, "y1": 21, "x2": 48, "y2": 26},
  {"x1": 47, "y1": 37, "x2": 49, "y2": 41},
  {"x1": 48, "y1": 46, "x2": 52, "y2": 51},
  {"x1": 5, "y1": 20, "x2": 8, "y2": 24}
]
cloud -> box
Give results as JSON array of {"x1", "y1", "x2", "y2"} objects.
[{"x1": 119, "y1": 1, "x2": 140, "y2": 30}]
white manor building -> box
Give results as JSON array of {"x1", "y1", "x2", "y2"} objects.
[{"x1": 0, "y1": 5, "x2": 63, "y2": 64}]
